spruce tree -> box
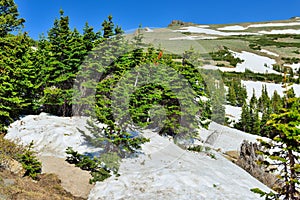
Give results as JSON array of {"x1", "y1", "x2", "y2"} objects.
[
  {"x1": 83, "y1": 22, "x2": 101, "y2": 51},
  {"x1": 0, "y1": 0, "x2": 25, "y2": 37},
  {"x1": 271, "y1": 90, "x2": 283, "y2": 114},
  {"x1": 249, "y1": 90, "x2": 260, "y2": 135},
  {"x1": 253, "y1": 97, "x2": 300, "y2": 199},
  {"x1": 227, "y1": 82, "x2": 237, "y2": 106},
  {"x1": 40, "y1": 10, "x2": 87, "y2": 116},
  {"x1": 235, "y1": 101, "x2": 251, "y2": 132},
  {"x1": 0, "y1": 33, "x2": 37, "y2": 131},
  {"x1": 102, "y1": 15, "x2": 114, "y2": 38}
]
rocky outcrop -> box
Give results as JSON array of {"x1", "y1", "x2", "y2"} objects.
[
  {"x1": 0, "y1": 157, "x2": 25, "y2": 177},
  {"x1": 235, "y1": 140, "x2": 281, "y2": 189},
  {"x1": 168, "y1": 20, "x2": 195, "y2": 27}
]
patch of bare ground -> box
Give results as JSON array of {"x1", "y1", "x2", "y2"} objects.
[
  {"x1": 38, "y1": 156, "x2": 94, "y2": 199},
  {"x1": 0, "y1": 169, "x2": 85, "y2": 200}
]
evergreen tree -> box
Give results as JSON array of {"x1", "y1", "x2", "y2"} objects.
[
  {"x1": 253, "y1": 97, "x2": 300, "y2": 199},
  {"x1": 0, "y1": 0, "x2": 25, "y2": 37},
  {"x1": 271, "y1": 90, "x2": 283, "y2": 114},
  {"x1": 249, "y1": 90, "x2": 260, "y2": 135},
  {"x1": 40, "y1": 10, "x2": 87, "y2": 116},
  {"x1": 0, "y1": 33, "x2": 37, "y2": 131},
  {"x1": 102, "y1": 15, "x2": 114, "y2": 38},
  {"x1": 235, "y1": 101, "x2": 251, "y2": 132},
  {"x1": 227, "y1": 82, "x2": 237, "y2": 106},
  {"x1": 82, "y1": 22, "x2": 101, "y2": 51}
]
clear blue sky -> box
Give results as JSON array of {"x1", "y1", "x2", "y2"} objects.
[{"x1": 15, "y1": 0, "x2": 300, "y2": 39}]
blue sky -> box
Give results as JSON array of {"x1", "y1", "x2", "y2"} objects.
[{"x1": 15, "y1": 0, "x2": 300, "y2": 39}]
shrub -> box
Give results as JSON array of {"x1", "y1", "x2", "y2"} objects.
[
  {"x1": 65, "y1": 147, "x2": 119, "y2": 183},
  {"x1": 17, "y1": 141, "x2": 42, "y2": 180}
]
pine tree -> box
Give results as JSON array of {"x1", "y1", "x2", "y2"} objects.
[
  {"x1": 0, "y1": 0, "x2": 25, "y2": 37},
  {"x1": 0, "y1": 33, "x2": 37, "y2": 131},
  {"x1": 227, "y1": 82, "x2": 237, "y2": 106},
  {"x1": 253, "y1": 97, "x2": 300, "y2": 199},
  {"x1": 40, "y1": 10, "x2": 87, "y2": 116},
  {"x1": 235, "y1": 101, "x2": 251, "y2": 132},
  {"x1": 102, "y1": 15, "x2": 114, "y2": 38},
  {"x1": 271, "y1": 90, "x2": 283, "y2": 114},
  {"x1": 249, "y1": 90, "x2": 260, "y2": 135},
  {"x1": 236, "y1": 82, "x2": 247, "y2": 106},
  {"x1": 82, "y1": 22, "x2": 101, "y2": 51}
]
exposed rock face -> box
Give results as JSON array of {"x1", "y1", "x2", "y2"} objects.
[
  {"x1": 0, "y1": 157, "x2": 25, "y2": 177},
  {"x1": 168, "y1": 20, "x2": 195, "y2": 27},
  {"x1": 236, "y1": 140, "x2": 281, "y2": 189}
]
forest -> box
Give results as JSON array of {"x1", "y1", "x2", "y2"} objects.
[{"x1": 1, "y1": 0, "x2": 299, "y2": 199}]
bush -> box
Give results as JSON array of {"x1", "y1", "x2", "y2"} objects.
[
  {"x1": 17, "y1": 141, "x2": 42, "y2": 180},
  {"x1": 65, "y1": 147, "x2": 120, "y2": 183},
  {"x1": 0, "y1": 134, "x2": 25, "y2": 168},
  {"x1": 209, "y1": 46, "x2": 244, "y2": 67}
]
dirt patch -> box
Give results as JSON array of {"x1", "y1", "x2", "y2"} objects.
[
  {"x1": 38, "y1": 156, "x2": 94, "y2": 199},
  {"x1": 0, "y1": 169, "x2": 85, "y2": 200}
]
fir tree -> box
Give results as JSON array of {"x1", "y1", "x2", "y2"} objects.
[
  {"x1": 249, "y1": 90, "x2": 260, "y2": 135},
  {"x1": 235, "y1": 101, "x2": 251, "y2": 132},
  {"x1": 0, "y1": 0, "x2": 25, "y2": 37},
  {"x1": 40, "y1": 10, "x2": 87, "y2": 116},
  {"x1": 227, "y1": 82, "x2": 237, "y2": 106},
  {"x1": 253, "y1": 97, "x2": 300, "y2": 199},
  {"x1": 102, "y1": 15, "x2": 114, "y2": 38},
  {"x1": 0, "y1": 33, "x2": 37, "y2": 131},
  {"x1": 271, "y1": 90, "x2": 283, "y2": 114}
]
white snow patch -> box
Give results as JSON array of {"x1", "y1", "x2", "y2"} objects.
[
  {"x1": 218, "y1": 25, "x2": 247, "y2": 31},
  {"x1": 5, "y1": 113, "x2": 103, "y2": 158},
  {"x1": 174, "y1": 26, "x2": 259, "y2": 36},
  {"x1": 4, "y1": 113, "x2": 271, "y2": 199},
  {"x1": 260, "y1": 49, "x2": 279, "y2": 57},
  {"x1": 248, "y1": 22, "x2": 300, "y2": 28},
  {"x1": 89, "y1": 126, "x2": 270, "y2": 200},
  {"x1": 284, "y1": 63, "x2": 300, "y2": 72},
  {"x1": 197, "y1": 25, "x2": 210, "y2": 28},
  {"x1": 225, "y1": 105, "x2": 242, "y2": 123},
  {"x1": 218, "y1": 51, "x2": 279, "y2": 74},
  {"x1": 259, "y1": 29, "x2": 300, "y2": 34},
  {"x1": 242, "y1": 80, "x2": 300, "y2": 100},
  {"x1": 169, "y1": 36, "x2": 218, "y2": 40}
]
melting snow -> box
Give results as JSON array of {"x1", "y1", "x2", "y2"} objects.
[
  {"x1": 218, "y1": 25, "x2": 247, "y2": 31},
  {"x1": 89, "y1": 125, "x2": 269, "y2": 200},
  {"x1": 259, "y1": 29, "x2": 300, "y2": 34},
  {"x1": 284, "y1": 63, "x2": 300, "y2": 72},
  {"x1": 225, "y1": 105, "x2": 242, "y2": 123},
  {"x1": 5, "y1": 113, "x2": 271, "y2": 199},
  {"x1": 260, "y1": 49, "x2": 279, "y2": 57},
  {"x1": 169, "y1": 36, "x2": 218, "y2": 40},
  {"x1": 242, "y1": 80, "x2": 300, "y2": 100},
  {"x1": 218, "y1": 51, "x2": 279, "y2": 74},
  {"x1": 5, "y1": 113, "x2": 103, "y2": 158},
  {"x1": 248, "y1": 22, "x2": 300, "y2": 28},
  {"x1": 174, "y1": 26, "x2": 259, "y2": 36}
]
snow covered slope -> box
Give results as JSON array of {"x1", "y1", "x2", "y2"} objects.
[
  {"x1": 242, "y1": 80, "x2": 300, "y2": 100},
  {"x1": 5, "y1": 113, "x2": 102, "y2": 158},
  {"x1": 218, "y1": 51, "x2": 279, "y2": 74},
  {"x1": 89, "y1": 129, "x2": 269, "y2": 200},
  {"x1": 5, "y1": 114, "x2": 270, "y2": 200}
]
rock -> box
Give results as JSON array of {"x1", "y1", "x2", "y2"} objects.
[
  {"x1": 236, "y1": 140, "x2": 281, "y2": 189},
  {"x1": 3, "y1": 179, "x2": 15, "y2": 186},
  {"x1": 0, "y1": 157, "x2": 25, "y2": 177},
  {"x1": 0, "y1": 194, "x2": 7, "y2": 200}
]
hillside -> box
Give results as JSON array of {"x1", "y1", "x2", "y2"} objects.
[
  {"x1": 1, "y1": 5, "x2": 300, "y2": 199},
  {"x1": 5, "y1": 114, "x2": 270, "y2": 200}
]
